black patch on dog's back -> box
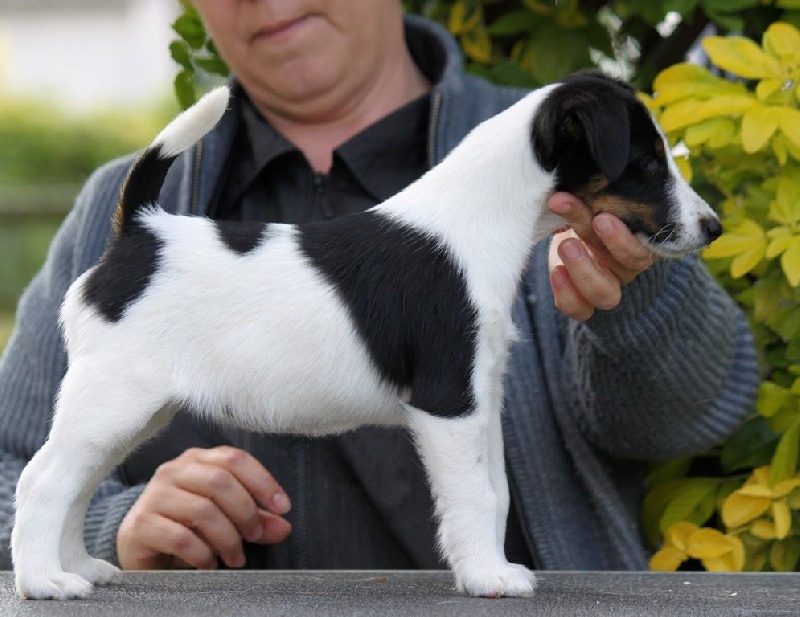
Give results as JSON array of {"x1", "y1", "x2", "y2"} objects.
[
  {"x1": 216, "y1": 221, "x2": 268, "y2": 254},
  {"x1": 299, "y1": 211, "x2": 477, "y2": 418},
  {"x1": 83, "y1": 222, "x2": 162, "y2": 322}
]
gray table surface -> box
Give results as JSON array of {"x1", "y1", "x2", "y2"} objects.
[{"x1": 1, "y1": 570, "x2": 798, "y2": 616}]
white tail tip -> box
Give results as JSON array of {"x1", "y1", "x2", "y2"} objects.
[{"x1": 151, "y1": 86, "x2": 231, "y2": 158}]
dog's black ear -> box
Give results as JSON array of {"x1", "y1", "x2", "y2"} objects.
[
  {"x1": 531, "y1": 99, "x2": 562, "y2": 174},
  {"x1": 532, "y1": 79, "x2": 631, "y2": 182},
  {"x1": 571, "y1": 96, "x2": 630, "y2": 181}
]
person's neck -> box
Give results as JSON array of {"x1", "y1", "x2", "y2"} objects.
[{"x1": 252, "y1": 52, "x2": 430, "y2": 173}]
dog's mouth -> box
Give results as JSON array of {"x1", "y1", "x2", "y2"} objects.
[
  {"x1": 638, "y1": 225, "x2": 715, "y2": 259},
  {"x1": 639, "y1": 236, "x2": 692, "y2": 259}
]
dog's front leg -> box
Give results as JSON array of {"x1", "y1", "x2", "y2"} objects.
[{"x1": 407, "y1": 407, "x2": 537, "y2": 597}]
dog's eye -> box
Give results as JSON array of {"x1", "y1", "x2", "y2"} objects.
[{"x1": 639, "y1": 155, "x2": 661, "y2": 174}]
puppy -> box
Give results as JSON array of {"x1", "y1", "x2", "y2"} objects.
[{"x1": 12, "y1": 72, "x2": 720, "y2": 600}]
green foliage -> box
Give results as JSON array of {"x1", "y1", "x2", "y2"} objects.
[
  {"x1": 0, "y1": 311, "x2": 13, "y2": 354},
  {"x1": 0, "y1": 98, "x2": 175, "y2": 315},
  {"x1": 645, "y1": 21, "x2": 800, "y2": 572},
  {"x1": 0, "y1": 219, "x2": 61, "y2": 314},
  {"x1": 0, "y1": 99, "x2": 174, "y2": 186},
  {"x1": 170, "y1": 0, "x2": 799, "y2": 107},
  {"x1": 169, "y1": 1, "x2": 229, "y2": 110}
]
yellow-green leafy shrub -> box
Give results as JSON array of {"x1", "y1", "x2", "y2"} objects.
[{"x1": 646, "y1": 21, "x2": 800, "y2": 572}]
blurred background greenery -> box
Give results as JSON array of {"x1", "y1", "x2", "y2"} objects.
[{"x1": 0, "y1": 100, "x2": 176, "y2": 350}]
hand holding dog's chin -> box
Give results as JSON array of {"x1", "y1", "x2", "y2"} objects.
[
  {"x1": 116, "y1": 446, "x2": 292, "y2": 571},
  {"x1": 547, "y1": 193, "x2": 657, "y2": 322}
]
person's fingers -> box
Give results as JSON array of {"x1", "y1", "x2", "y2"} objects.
[
  {"x1": 190, "y1": 447, "x2": 292, "y2": 516},
  {"x1": 146, "y1": 486, "x2": 248, "y2": 568},
  {"x1": 117, "y1": 446, "x2": 292, "y2": 571},
  {"x1": 548, "y1": 193, "x2": 600, "y2": 247},
  {"x1": 557, "y1": 238, "x2": 622, "y2": 313},
  {"x1": 592, "y1": 214, "x2": 657, "y2": 283},
  {"x1": 152, "y1": 456, "x2": 265, "y2": 544},
  {"x1": 256, "y1": 510, "x2": 293, "y2": 544},
  {"x1": 118, "y1": 510, "x2": 217, "y2": 571},
  {"x1": 550, "y1": 264, "x2": 594, "y2": 322}
]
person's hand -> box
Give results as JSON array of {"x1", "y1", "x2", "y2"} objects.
[
  {"x1": 117, "y1": 446, "x2": 292, "y2": 570},
  {"x1": 547, "y1": 192, "x2": 657, "y2": 321}
]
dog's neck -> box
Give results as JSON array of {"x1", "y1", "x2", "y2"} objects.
[{"x1": 377, "y1": 87, "x2": 563, "y2": 315}]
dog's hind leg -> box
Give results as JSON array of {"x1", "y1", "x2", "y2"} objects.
[
  {"x1": 59, "y1": 403, "x2": 176, "y2": 587},
  {"x1": 406, "y1": 406, "x2": 537, "y2": 598},
  {"x1": 12, "y1": 359, "x2": 171, "y2": 600},
  {"x1": 57, "y1": 470, "x2": 124, "y2": 589}
]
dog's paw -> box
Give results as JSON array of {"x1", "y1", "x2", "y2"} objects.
[
  {"x1": 16, "y1": 570, "x2": 93, "y2": 600},
  {"x1": 68, "y1": 558, "x2": 122, "y2": 586},
  {"x1": 456, "y1": 563, "x2": 537, "y2": 598}
]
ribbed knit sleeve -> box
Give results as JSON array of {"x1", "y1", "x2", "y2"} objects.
[
  {"x1": 0, "y1": 158, "x2": 144, "y2": 568},
  {"x1": 563, "y1": 254, "x2": 759, "y2": 461}
]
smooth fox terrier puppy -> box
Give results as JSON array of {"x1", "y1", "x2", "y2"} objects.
[{"x1": 13, "y1": 72, "x2": 720, "y2": 600}]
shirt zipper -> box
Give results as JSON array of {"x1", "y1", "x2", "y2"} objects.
[
  {"x1": 294, "y1": 439, "x2": 309, "y2": 568},
  {"x1": 313, "y1": 172, "x2": 334, "y2": 219},
  {"x1": 190, "y1": 140, "x2": 204, "y2": 215},
  {"x1": 427, "y1": 88, "x2": 443, "y2": 169}
]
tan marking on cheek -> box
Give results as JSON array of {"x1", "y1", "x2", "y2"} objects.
[
  {"x1": 574, "y1": 174, "x2": 610, "y2": 200},
  {"x1": 585, "y1": 195, "x2": 661, "y2": 235}
]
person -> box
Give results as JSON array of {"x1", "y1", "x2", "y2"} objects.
[{"x1": 0, "y1": 1, "x2": 758, "y2": 573}]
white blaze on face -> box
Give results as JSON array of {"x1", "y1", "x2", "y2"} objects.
[{"x1": 654, "y1": 132, "x2": 720, "y2": 257}]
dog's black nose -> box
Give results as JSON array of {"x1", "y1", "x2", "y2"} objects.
[{"x1": 701, "y1": 217, "x2": 722, "y2": 243}]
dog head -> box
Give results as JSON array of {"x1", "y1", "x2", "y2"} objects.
[{"x1": 531, "y1": 71, "x2": 720, "y2": 258}]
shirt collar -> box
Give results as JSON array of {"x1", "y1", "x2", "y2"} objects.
[
  {"x1": 238, "y1": 86, "x2": 430, "y2": 203},
  {"x1": 239, "y1": 90, "x2": 296, "y2": 171},
  {"x1": 335, "y1": 92, "x2": 430, "y2": 202}
]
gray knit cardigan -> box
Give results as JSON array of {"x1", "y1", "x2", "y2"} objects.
[{"x1": 0, "y1": 17, "x2": 758, "y2": 571}]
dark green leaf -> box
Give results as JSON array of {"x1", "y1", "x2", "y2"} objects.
[
  {"x1": 174, "y1": 70, "x2": 197, "y2": 111},
  {"x1": 646, "y1": 458, "x2": 693, "y2": 488},
  {"x1": 703, "y1": 0, "x2": 760, "y2": 12},
  {"x1": 770, "y1": 537, "x2": 800, "y2": 571},
  {"x1": 487, "y1": 59, "x2": 541, "y2": 87},
  {"x1": 659, "y1": 478, "x2": 719, "y2": 532},
  {"x1": 172, "y1": 13, "x2": 206, "y2": 50},
  {"x1": 664, "y1": 0, "x2": 700, "y2": 16},
  {"x1": 705, "y1": 8, "x2": 745, "y2": 31},
  {"x1": 643, "y1": 479, "x2": 687, "y2": 547},
  {"x1": 787, "y1": 336, "x2": 800, "y2": 363},
  {"x1": 770, "y1": 416, "x2": 800, "y2": 485},
  {"x1": 205, "y1": 38, "x2": 221, "y2": 56},
  {"x1": 639, "y1": 0, "x2": 668, "y2": 25},
  {"x1": 524, "y1": 26, "x2": 593, "y2": 84},
  {"x1": 721, "y1": 416, "x2": 778, "y2": 473},
  {"x1": 169, "y1": 41, "x2": 192, "y2": 70},
  {"x1": 782, "y1": 11, "x2": 800, "y2": 31},
  {"x1": 195, "y1": 57, "x2": 230, "y2": 77},
  {"x1": 583, "y1": 20, "x2": 615, "y2": 58},
  {"x1": 486, "y1": 9, "x2": 539, "y2": 36}
]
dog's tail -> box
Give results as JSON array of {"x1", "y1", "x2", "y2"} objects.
[{"x1": 112, "y1": 86, "x2": 230, "y2": 237}]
